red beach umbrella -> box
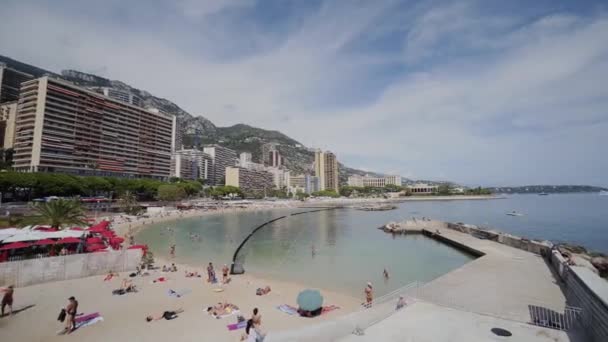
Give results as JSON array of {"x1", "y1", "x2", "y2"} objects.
[
  {"x1": 56, "y1": 237, "x2": 81, "y2": 244},
  {"x1": 127, "y1": 244, "x2": 147, "y2": 250},
  {"x1": 110, "y1": 237, "x2": 124, "y2": 244},
  {"x1": 100, "y1": 231, "x2": 115, "y2": 238},
  {"x1": 70, "y1": 227, "x2": 85, "y2": 231},
  {"x1": 33, "y1": 238, "x2": 57, "y2": 246},
  {"x1": 86, "y1": 237, "x2": 103, "y2": 244},
  {"x1": 0, "y1": 242, "x2": 33, "y2": 250}
]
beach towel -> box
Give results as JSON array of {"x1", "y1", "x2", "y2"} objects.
[
  {"x1": 321, "y1": 305, "x2": 340, "y2": 315},
  {"x1": 75, "y1": 312, "x2": 100, "y2": 323},
  {"x1": 56, "y1": 313, "x2": 102, "y2": 335},
  {"x1": 167, "y1": 289, "x2": 191, "y2": 298},
  {"x1": 227, "y1": 320, "x2": 247, "y2": 331},
  {"x1": 76, "y1": 316, "x2": 104, "y2": 329},
  {"x1": 151, "y1": 277, "x2": 168, "y2": 284},
  {"x1": 277, "y1": 304, "x2": 297, "y2": 316},
  {"x1": 210, "y1": 309, "x2": 240, "y2": 319}
]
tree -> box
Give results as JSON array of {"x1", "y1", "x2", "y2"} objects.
[
  {"x1": 311, "y1": 190, "x2": 340, "y2": 198},
  {"x1": 339, "y1": 186, "x2": 355, "y2": 197},
  {"x1": 32, "y1": 199, "x2": 86, "y2": 229},
  {"x1": 384, "y1": 184, "x2": 402, "y2": 193},
  {"x1": 118, "y1": 191, "x2": 141, "y2": 215},
  {"x1": 294, "y1": 190, "x2": 310, "y2": 201},
  {"x1": 157, "y1": 184, "x2": 187, "y2": 202},
  {"x1": 209, "y1": 185, "x2": 242, "y2": 199},
  {"x1": 436, "y1": 184, "x2": 452, "y2": 196}
]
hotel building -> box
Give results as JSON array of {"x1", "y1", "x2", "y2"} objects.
[
  {"x1": 171, "y1": 149, "x2": 212, "y2": 181},
  {"x1": 203, "y1": 145, "x2": 237, "y2": 185},
  {"x1": 288, "y1": 174, "x2": 319, "y2": 195},
  {"x1": 12, "y1": 76, "x2": 174, "y2": 178},
  {"x1": 225, "y1": 166, "x2": 273, "y2": 195},
  {"x1": 407, "y1": 183, "x2": 438, "y2": 194},
  {"x1": 347, "y1": 174, "x2": 403, "y2": 188},
  {"x1": 314, "y1": 150, "x2": 339, "y2": 192}
]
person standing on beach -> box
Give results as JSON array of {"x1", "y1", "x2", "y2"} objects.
[
  {"x1": 64, "y1": 296, "x2": 78, "y2": 334},
  {"x1": 1, "y1": 285, "x2": 14, "y2": 317},
  {"x1": 169, "y1": 244, "x2": 176, "y2": 258},
  {"x1": 364, "y1": 282, "x2": 373, "y2": 308},
  {"x1": 222, "y1": 264, "x2": 230, "y2": 283},
  {"x1": 207, "y1": 262, "x2": 216, "y2": 283}
]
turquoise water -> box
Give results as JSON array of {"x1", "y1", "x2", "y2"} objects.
[
  {"x1": 137, "y1": 193, "x2": 608, "y2": 297},
  {"x1": 136, "y1": 208, "x2": 474, "y2": 297}
]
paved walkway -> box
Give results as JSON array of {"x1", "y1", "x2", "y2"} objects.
[
  {"x1": 415, "y1": 227, "x2": 567, "y2": 322},
  {"x1": 339, "y1": 301, "x2": 578, "y2": 342}
]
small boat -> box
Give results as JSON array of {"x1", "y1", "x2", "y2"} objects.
[
  {"x1": 506, "y1": 211, "x2": 524, "y2": 217},
  {"x1": 538, "y1": 192, "x2": 549, "y2": 196}
]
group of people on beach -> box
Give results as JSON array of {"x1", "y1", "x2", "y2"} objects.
[{"x1": 205, "y1": 262, "x2": 231, "y2": 284}]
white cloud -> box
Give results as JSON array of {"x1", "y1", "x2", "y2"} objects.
[{"x1": 0, "y1": 0, "x2": 607, "y2": 186}]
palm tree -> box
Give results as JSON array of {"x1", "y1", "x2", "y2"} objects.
[
  {"x1": 33, "y1": 199, "x2": 86, "y2": 229},
  {"x1": 118, "y1": 191, "x2": 141, "y2": 215}
]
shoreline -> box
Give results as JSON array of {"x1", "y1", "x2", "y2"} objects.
[{"x1": 108, "y1": 195, "x2": 502, "y2": 239}]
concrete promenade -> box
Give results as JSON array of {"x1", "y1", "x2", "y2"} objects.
[{"x1": 416, "y1": 226, "x2": 567, "y2": 322}]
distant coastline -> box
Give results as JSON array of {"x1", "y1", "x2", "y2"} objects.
[{"x1": 488, "y1": 185, "x2": 607, "y2": 194}]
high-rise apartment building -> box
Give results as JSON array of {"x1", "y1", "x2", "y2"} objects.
[
  {"x1": 268, "y1": 149, "x2": 282, "y2": 167},
  {"x1": 314, "y1": 150, "x2": 339, "y2": 192},
  {"x1": 0, "y1": 64, "x2": 34, "y2": 104},
  {"x1": 203, "y1": 145, "x2": 237, "y2": 185},
  {"x1": 266, "y1": 167, "x2": 290, "y2": 189},
  {"x1": 12, "y1": 76, "x2": 174, "y2": 178},
  {"x1": 225, "y1": 166, "x2": 273, "y2": 195},
  {"x1": 171, "y1": 149, "x2": 212, "y2": 181},
  {"x1": 0, "y1": 101, "x2": 17, "y2": 148}
]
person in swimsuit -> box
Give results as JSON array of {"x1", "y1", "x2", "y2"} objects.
[
  {"x1": 222, "y1": 264, "x2": 230, "y2": 283},
  {"x1": 207, "y1": 262, "x2": 216, "y2": 283},
  {"x1": 251, "y1": 308, "x2": 261, "y2": 327},
  {"x1": 65, "y1": 296, "x2": 78, "y2": 333},
  {"x1": 364, "y1": 282, "x2": 373, "y2": 308},
  {"x1": 1, "y1": 285, "x2": 14, "y2": 317},
  {"x1": 146, "y1": 308, "x2": 184, "y2": 322},
  {"x1": 169, "y1": 244, "x2": 175, "y2": 258}
]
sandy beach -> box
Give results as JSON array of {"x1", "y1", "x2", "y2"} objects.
[{"x1": 0, "y1": 256, "x2": 360, "y2": 342}]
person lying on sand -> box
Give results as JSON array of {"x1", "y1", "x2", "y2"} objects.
[
  {"x1": 103, "y1": 271, "x2": 118, "y2": 281},
  {"x1": 255, "y1": 286, "x2": 271, "y2": 296},
  {"x1": 206, "y1": 302, "x2": 239, "y2": 317},
  {"x1": 121, "y1": 279, "x2": 137, "y2": 292},
  {"x1": 184, "y1": 270, "x2": 200, "y2": 278},
  {"x1": 146, "y1": 308, "x2": 184, "y2": 322}
]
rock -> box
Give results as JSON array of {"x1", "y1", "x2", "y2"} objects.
[{"x1": 590, "y1": 257, "x2": 608, "y2": 278}]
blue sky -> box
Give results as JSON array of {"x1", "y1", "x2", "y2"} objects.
[{"x1": 1, "y1": 0, "x2": 607, "y2": 187}]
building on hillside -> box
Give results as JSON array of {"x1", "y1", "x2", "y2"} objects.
[
  {"x1": 347, "y1": 174, "x2": 402, "y2": 187},
  {"x1": 225, "y1": 166, "x2": 273, "y2": 195},
  {"x1": 203, "y1": 145, "x2": 237, "y2": 185},
  {"x1": 11, "y1": 76, "x2": 174, "y2": 178},
  {"x1": 94, "y1": 87, "x2": 143, "y2": 107},
  {"x1": 0, "y1": 64, "x2": 34, "y2": 104},
  {"x1": 171, "y1": 149, "x2": 212, "y2": 181},
  {"x1": 288, "y1": 174, "x2": 320, "y2": 194},
  {"x1": 314, "y1": 150, "x2": 339, "y2": 192},
  {"x1": 407, "y1": 183, "x2": 438, "y2": 194},
  {"x1": 268, "y1": 149, "x2": 282, "y2": 167},
  {"x1": 0, "y1": 101, "x2": 17, "y2": 148},
  {"x1": 266, "y1": 167, "x2": 290, "y2": 189},
  {"x1": 238, "y1": 152, "x2": 265, "y2": 171}
]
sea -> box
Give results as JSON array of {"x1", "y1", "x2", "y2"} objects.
[{"x1": 136, "y1": 193, "x2": 607, "y2": 297}]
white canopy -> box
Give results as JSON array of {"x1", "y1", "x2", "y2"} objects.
[{"x1": 0, "y1": 230, "x2": 85, "y2": 243}]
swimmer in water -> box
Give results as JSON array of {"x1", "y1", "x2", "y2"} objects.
[{"x1": 383, "y1": 268, "x2": 390, "y2": 280}]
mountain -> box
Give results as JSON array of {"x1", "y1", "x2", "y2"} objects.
[
  {"x1": 489, "y1": 185, "x2": 607, "y2": 194},
  {"x1": 0, "y1": 54, "x2": 382, "y2": 183}
]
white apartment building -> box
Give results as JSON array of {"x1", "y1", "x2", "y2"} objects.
[
  {"x1": 203, "y1": 145, "x2": 237, "y2": 185},
  {"x1": 288, "y1": 174, "x2": 320, "y2": 194},
  {"x1": 347, "y1": 174, "x2": 403, "y2": 187},
  {"x1": 0, "y1": 101, "x2": 17, "y2": 148}
]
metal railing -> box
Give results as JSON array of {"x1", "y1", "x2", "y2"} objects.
[{"x1": 528, "y1": 305, "x2": 583, "y2": 331}]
